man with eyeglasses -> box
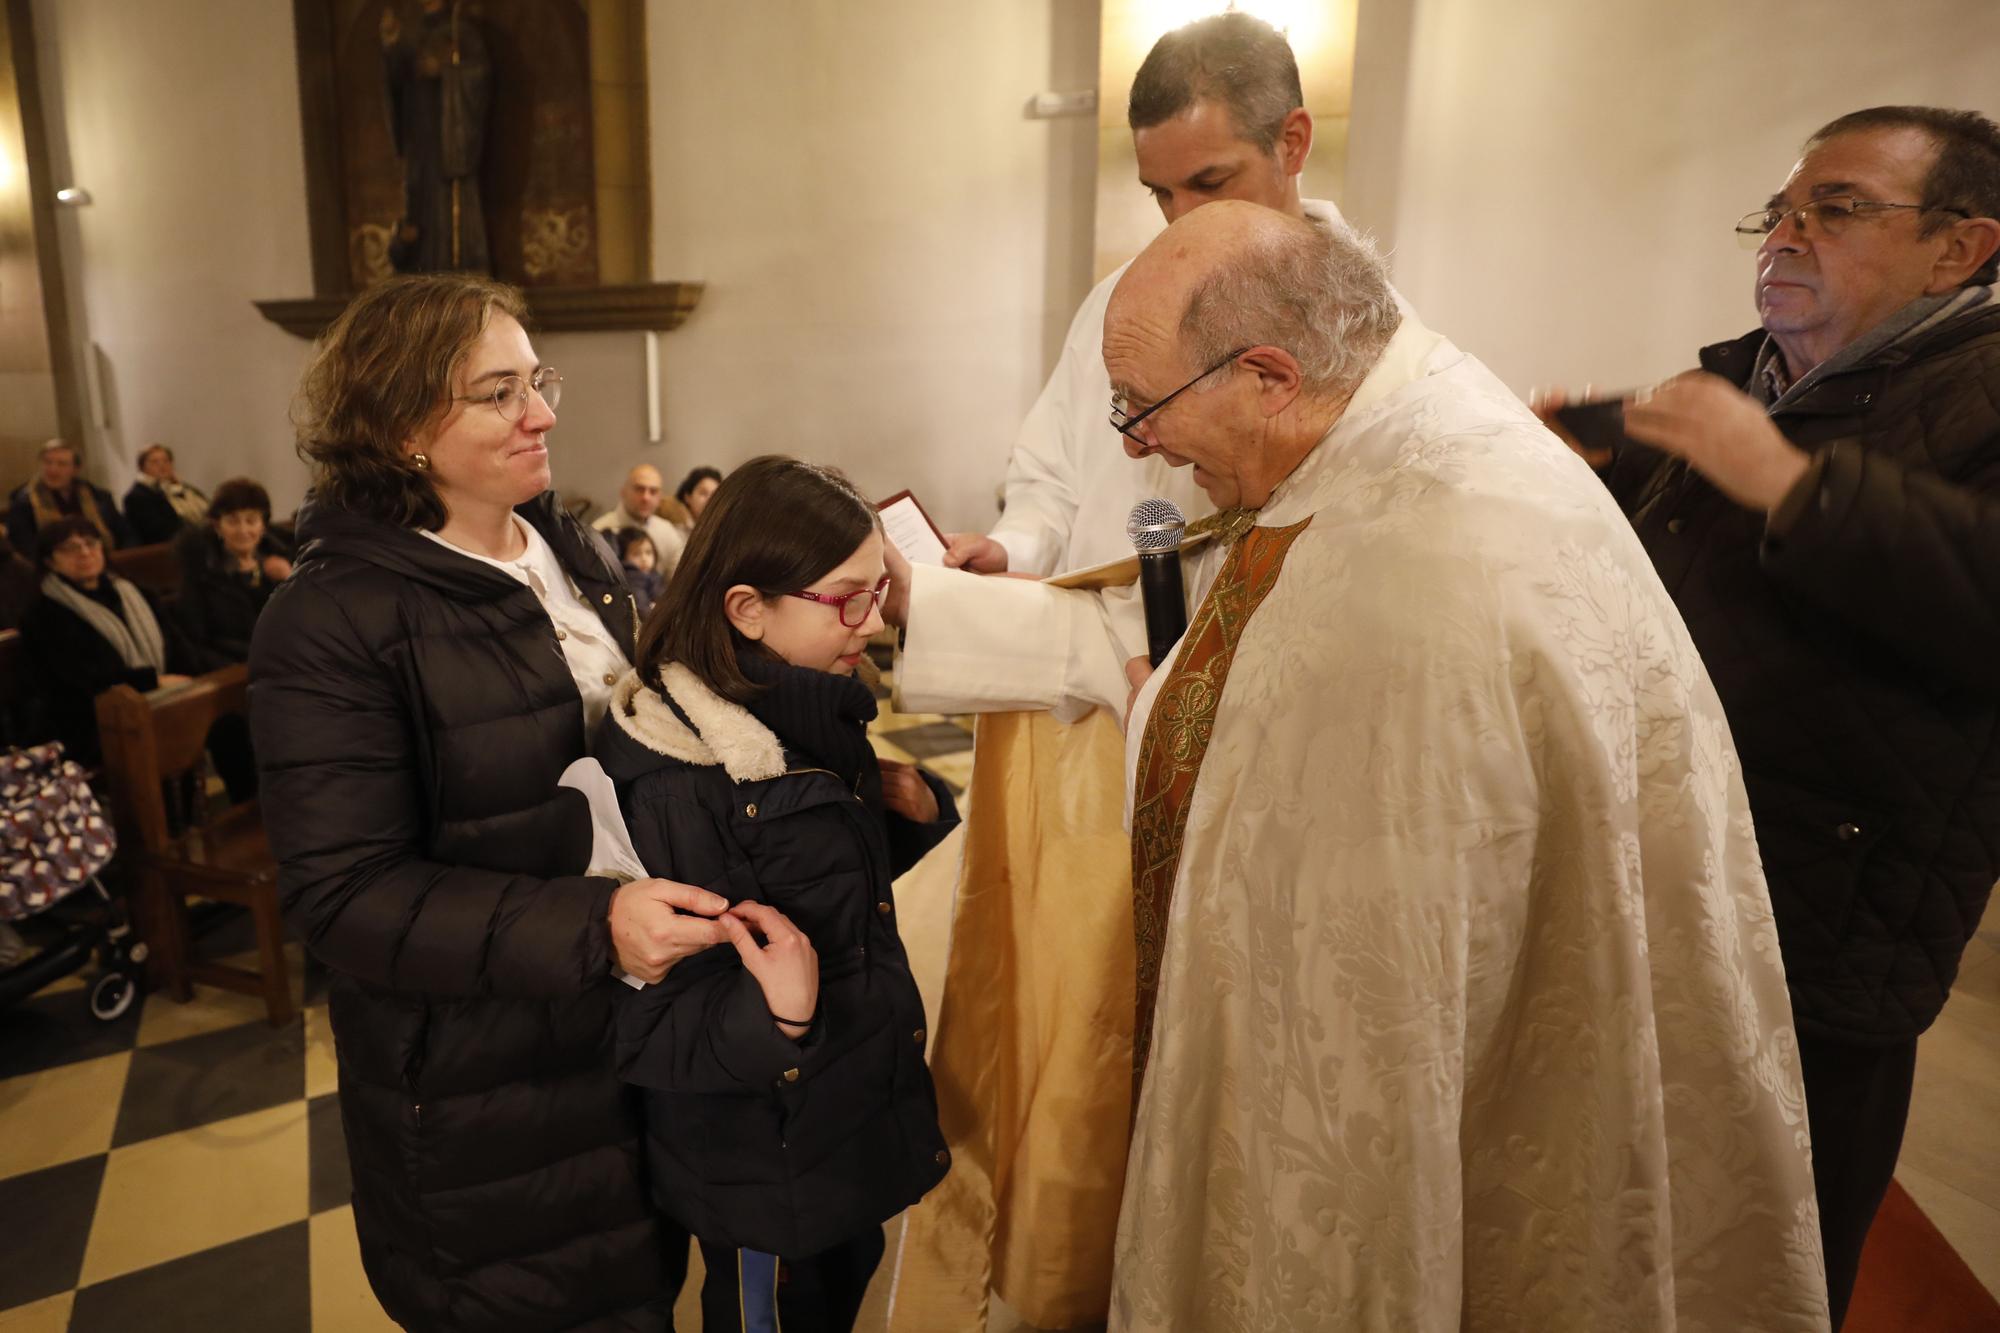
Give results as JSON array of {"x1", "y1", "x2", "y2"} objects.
[
  {"x1": 1100, "y1": 201, "x2": 1825, "y2": 1331},
  {"x1": 1538, "y1": 105, "x2": 2000, "y2": 1329}
]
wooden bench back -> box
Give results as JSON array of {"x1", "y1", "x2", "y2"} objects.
[
  {"x1": 94, "y1": 663, "x2": 249, "y2": 854},
  {"x1": 107, "y1": 541, "x2": 181, "y2": 602}
]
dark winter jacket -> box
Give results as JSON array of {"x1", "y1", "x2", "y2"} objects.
[
  {"x1": 6, "y1": 479, "x2": 134, "y2": 551},
  {"x1": 247, "y1": 491, "x2": 680, "y2": 1332},
  {"x1": 124, "y1": 478, "x2": 206, "y2": 546},
  {"x1": 173, "y1": 525, "x2": 292, "y2": 671},
  {"x1": 622, "y1": 562, "x2": 664, "y2": 621},
  {"x1": 1600, "y1": 303, "x2": 2000, "y2": 1043},
  {"x1": 20, "y1": 575, "x2": 191, "y2": 766},
  {"x1": 596, "y1": 659, "x2": 956, "y2": 1258}
]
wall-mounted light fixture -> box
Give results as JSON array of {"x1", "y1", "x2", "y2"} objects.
[{"x1": 56, "y1": 186, "x2": 92, "y2": 206}]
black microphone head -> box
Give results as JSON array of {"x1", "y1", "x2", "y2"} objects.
[{"x1": 1127, "y1": 498, "x2": 1186, "y2": 554}]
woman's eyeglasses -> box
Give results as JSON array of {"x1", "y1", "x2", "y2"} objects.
[
  {"x1": 455, "y1": 367, "x2": 563, "y2": 422},
  {"x1": 787, "y1": 576, "x2": 892, "y2": 628}
]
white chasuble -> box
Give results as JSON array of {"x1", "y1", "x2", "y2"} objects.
[{"x1": 1113, "y1": 319, "x2": 1828, "y2": 1333}]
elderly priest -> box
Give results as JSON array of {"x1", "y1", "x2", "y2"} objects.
[{"x1": 1100, "y1": 202, "x2": 1829, "y2": 1331}]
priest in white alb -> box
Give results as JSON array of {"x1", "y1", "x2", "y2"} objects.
[
  {"x1": 1098, "y1": 202, "x2": 1829, "y2": 1330},
  {"x1": 882, "y1": 17, "x2": 1370, "y2": 1331}
]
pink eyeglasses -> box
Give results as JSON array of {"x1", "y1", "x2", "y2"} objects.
[{"x1": 787, "y1": 576, "x2": 891, "y2": 628}]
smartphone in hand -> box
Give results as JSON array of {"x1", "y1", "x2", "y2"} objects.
[{"x1": 1549, "y1": 397, "x2": 1634, "y2": 464}]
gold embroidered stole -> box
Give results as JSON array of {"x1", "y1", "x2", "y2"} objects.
[{"x1": 1130, "y1": 516, "x2": 1312, "y2": 1083}]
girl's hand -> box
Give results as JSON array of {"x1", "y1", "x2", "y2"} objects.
[
  {"x1": 609, "y1": 879, "x2": 730, "y2": 983},
  {"x1": 721, "y1": 901, "x2": 819, "y2": 1038},
  {"x1": 879, "y1": 758, "x2": 938, "y2": 824}
]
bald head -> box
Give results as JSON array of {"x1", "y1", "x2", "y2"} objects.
[
  {"x1": 1108, "y1": 201, "x2": 1400, "y2": 407},
  {"x1": 1108, "y1": 203, "x2": 1300, "y2": 370},
  {"x1": 1103, "y1": 202, "x2": 1402, "y2": 508},
  {"x1": 622, "y1": 463, "x2": 664, "y2": 518}
]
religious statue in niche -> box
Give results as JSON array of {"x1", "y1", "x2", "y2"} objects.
[
  {"x1": 380, "y1": 0, "x2": 492, "y2": 273},
  {"x1": 337, "y1": 0, "x2": 599, "y2": 289}
]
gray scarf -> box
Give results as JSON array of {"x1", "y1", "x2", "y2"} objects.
[
  {"x1": 1752, "y1": 282, "x2": 1995, "y2": 409},
  {"x1": 40, "y1": 571, "x2": 167, "y2": 673}
]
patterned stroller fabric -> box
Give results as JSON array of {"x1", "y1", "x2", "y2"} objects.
[{"x1": 1, "y1": 743, "x2": 117, "y2": 922}]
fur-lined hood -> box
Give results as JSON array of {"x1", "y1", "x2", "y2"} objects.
[{"x1": 596, "y1": 664, "x2": 788, "y2": 785}]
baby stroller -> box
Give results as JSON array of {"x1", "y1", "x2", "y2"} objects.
[{"x1": 0, "y1": 742, "x2": 147, "y2": 1022}]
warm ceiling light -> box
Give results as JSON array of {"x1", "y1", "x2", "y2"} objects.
[{"x1": 1125, "y1": 0, "x2": 1335, "y2": 63}]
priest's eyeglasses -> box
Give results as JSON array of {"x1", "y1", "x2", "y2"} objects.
[
  {"x1": 1733, "y1": 195, "x2": 1969, "y2": 248},
  {"x1": 1109, "y1": 348, "x2": 1250, "y2": 442},
  {"x1": 455, "y1": 367, "x2": 564, "y2": 421},
  {"x1": 788, "y1": 576, "x2": 892, "y2": 627}
]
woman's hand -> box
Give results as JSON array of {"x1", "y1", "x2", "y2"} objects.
[
  {"x1": 879, "y1": 758, "x2": 939, "y2": 824},
  {"x1": 262, "y1": 554, "x2": 294, "y2": 582},
  {"x1": 609, "y1": 879, "x2": 730, "y2": 983},
  {"x1": 720, "y1": 900, "x2": 819, "y2": 1039}
]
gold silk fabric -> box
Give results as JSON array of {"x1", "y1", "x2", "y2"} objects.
[
  {"x1": 889, "y1": 707, "x2": 1137, "y2": 1332},
  {"x1": 1129, "y1": 518, "x2": 1312, "y2": 1084}
]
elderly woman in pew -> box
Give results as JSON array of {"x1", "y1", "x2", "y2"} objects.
[
  {"x1": 18, "y1": 515, "x2": 255, "y2": 797},
  {"x1": 123, "y1": 443, "x2": 213, "y2": 546},
  {"x1": 173, "y1": 477, "x2": 292, "y2": 670}
]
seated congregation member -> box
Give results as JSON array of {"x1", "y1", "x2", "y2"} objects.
[
  {"x1": 1073, "y1": 204, "x2": 1827, "y2": 1329},
  {"x1": 615, "y1": 526, "x2": 664, "y2": 619},
  {"x1": 174, "y1": 478, "x2": 294, "y2": 671},
  {"x1": 15, "y1": 516, "x2": 261, "y2": 799},
  {"x1": 599, "y1": 456, "x2": 956, "y2": 1333},
  {"x1": 593, "y1": 462, "x2": 687, "y2": 578},
  {"x1": 6, "y1": 438, "x2": 133, "y2": 552},
  {"x1": 249, "y1": 272, "x2": 723, "y2": 1333},
  {"x1": 123, "y1": 443, "x2": 212, "y2": 545},
  {"x1": 673, "y1": 464, "x2": 722, "y2": 532}
]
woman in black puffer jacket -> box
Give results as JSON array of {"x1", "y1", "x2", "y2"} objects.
[
  {"x1": 250, "y1": 274, "x2": 729, "y2": 1332},
  {"x1": 598, "y1": 457, "x2": 956, "y2": 1333}
]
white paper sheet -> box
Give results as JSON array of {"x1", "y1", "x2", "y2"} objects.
[
  {"x1": 559, "y1": 756, "x2": 651, "y2": 989},
  {"x1": 879, "y1": 494, "x2": 948, "y2": 566}
]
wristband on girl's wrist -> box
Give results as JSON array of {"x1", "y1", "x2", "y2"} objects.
[{"x1": 771, "y1": 1008, "x2": 817, "y2": 1028}]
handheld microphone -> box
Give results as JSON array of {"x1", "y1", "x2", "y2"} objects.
[{"x1": 1127, "y1": 498, "x2": 1187, "y2": 667}]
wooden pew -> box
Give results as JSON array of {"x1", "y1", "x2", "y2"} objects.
[
  {"x1": 107, "y1": 540, "x2": 181, "y2": 602},
  {"x1": 93, "y1": 664, "x2": 291, "y2": 1025}
]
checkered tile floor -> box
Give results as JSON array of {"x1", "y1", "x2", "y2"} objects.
[
  {"x1": 0, "y1": 922, "x2": 364, "y2": 1333},
  {"x1": 0, "y1": 671, "x2": 973, "y2": 1333}
]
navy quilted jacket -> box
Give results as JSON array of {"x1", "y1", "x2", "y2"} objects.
[{"x1": 1601, "y1": 304, "x2": 2000, "y2": 1042}]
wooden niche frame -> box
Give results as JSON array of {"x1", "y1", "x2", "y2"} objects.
[{"x1": 257, "y1": 0, "x2": 699, "y2": 338}]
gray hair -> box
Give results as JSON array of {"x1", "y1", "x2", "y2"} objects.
[
  {"x1": 1128, "y1": 12, "x2": 1302, "y2": 153},
  {"x1": 1179, "y1": 217, "x2": 1402, "y2": 400},
  {"x1": 1809, "y1": 106, "x2": 2000, "y2": 285}
]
